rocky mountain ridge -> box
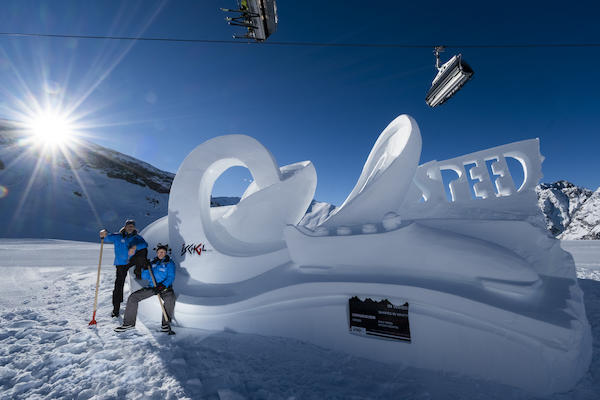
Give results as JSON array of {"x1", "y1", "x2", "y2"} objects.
[{"x1": 537, "y1": 181, "x2": 600, "y2": 239}]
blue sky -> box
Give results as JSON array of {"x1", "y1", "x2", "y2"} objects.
[{"x1": 0, "y1": 0, "x2": 599, "y2": 205}]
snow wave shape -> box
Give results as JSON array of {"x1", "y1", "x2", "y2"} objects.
[{"x1": 322, "y1": 114, "x2": 422, "y2": 227}]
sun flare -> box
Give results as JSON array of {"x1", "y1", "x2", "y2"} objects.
[{"x1": 27, "y1": 111, "x2": 76, "y2": 146}]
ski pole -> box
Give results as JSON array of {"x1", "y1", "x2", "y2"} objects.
[
  {"x1": 89, "y1": 238, "x2": 104, "y2": 327},
  {"x1": 146, "y1": 263, "x2": 175, "y2": 335}
]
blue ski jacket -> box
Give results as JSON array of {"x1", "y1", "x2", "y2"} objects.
[
  {"x1": 103, "y1": 231, "x2": 148, "y2": 266},
  {"x1": 142, "y1": 256, "x2": 176, "y2": 288}
]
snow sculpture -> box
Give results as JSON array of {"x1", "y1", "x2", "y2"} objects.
[
  {"x1": 140, "y1": 115, "x2": 591, "y2": 396},
  {"x1": 168, "y1": 134, "x2": 316, "y2": 283},
  {"x1": 321, "y1": 115, "x2": 422, "y2": 227},
  {"x1": 399, "y1": 139, "x2": 544, "y2": 219}
]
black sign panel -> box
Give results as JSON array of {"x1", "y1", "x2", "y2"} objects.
[{"x1": 348, "y1": 297, "x2": 411, "y2": 342}]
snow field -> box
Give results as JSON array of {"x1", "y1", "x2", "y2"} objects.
[
  {"x1": 0, "y1": 239, "x2": 599, "y2": 399},
  {"x1": 563, "y1": 240, "x2": 600, "y2": 280},
  {"x1": 0, "y1": 242, "x2": 188, "y2": 399}
]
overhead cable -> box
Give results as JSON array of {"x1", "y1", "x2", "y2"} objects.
[{"x1": 0, "y1": 32, "x2": 599, "y2": 49}]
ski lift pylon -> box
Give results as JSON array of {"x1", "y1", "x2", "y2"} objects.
[
  {"x1": 221, "y1": 0, "x2": 278, "y2": 42},
  {"x1": 425, "y1": 46, "x2": 474, "y2": 107}
]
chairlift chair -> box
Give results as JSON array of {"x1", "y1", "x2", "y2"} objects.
[
  {"x1": 426, "y1": 46, "x2": 474, "y2": 107},
  {"x1": 221, "y1": 0, "x2": 278, "y2": 41}
]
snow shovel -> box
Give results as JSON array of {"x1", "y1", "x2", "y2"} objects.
[
  {"x1": 146, "y1": 264, "x2": 176, "y2": 335},
  {"x1": 88, "y1": 238, "x2": 104, "y2": 327}
]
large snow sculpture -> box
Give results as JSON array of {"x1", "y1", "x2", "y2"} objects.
[{"x1": 140, "y1": 115, "x2": 591, "y2": 396}]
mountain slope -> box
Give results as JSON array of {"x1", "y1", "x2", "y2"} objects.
[
  {"x1": 298, "y1": 200, "x2": 336, "y2": 229},
  {"x1": 0, "y1": 122, "x2": 304, "y2": 242},
  {"x1": 0, "y1": 122, "x2": 174, "y2": 241},
  {"x1": 559, "y1": 188, "x2": 600, "y2": 239}
]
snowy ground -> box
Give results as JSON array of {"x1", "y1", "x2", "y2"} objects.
[{"x1": 0, "y1": 239, "x2": 598, "y2": 400}]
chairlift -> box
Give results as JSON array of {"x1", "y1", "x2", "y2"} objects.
[
  {"x1": 221, "y1": 0, "x2": 278, "y2": 42},
  {"x1": 425, "y1": 46, "x2": 474, "y2": 107}
]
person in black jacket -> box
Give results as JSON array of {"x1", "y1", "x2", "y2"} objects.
[{"x1": 99, "y1": 219, "x2": 148, "y2": 317}]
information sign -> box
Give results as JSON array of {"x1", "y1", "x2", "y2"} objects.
[{"x1": 348, "y1": 296, "x2": 411, "y2": 342}]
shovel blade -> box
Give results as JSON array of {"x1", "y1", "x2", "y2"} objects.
[{"x1": 88, "y1": 311, "x2": 97, "y2": 327}]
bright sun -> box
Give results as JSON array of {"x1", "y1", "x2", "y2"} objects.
[{"x1": 27, "y1": 111, "x2": 76, "y2": 146}]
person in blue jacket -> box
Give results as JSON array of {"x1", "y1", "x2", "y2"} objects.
[
  {"x1": 99, "y1": 219, "x2": 148, "y2": 317},
  {"x1": 115, "y1": 243, "x2": 176, "y2": 333}
]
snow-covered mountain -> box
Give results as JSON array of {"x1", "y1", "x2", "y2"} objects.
[
  {"x1": 0, "y1": 122, "x2": 240, "y2": 242},
  {"x1": 537, "y1": 180, "x2": 600, "y2": 239},
  {"x1": 0, "y1": 122, "x2": 175, "y2": 241},
  {"x1": 298, "y1": 200, "x2": 336, "y2": 229}
]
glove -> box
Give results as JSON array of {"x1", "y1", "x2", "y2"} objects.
[{"x1": 153, "y1": 283, "x2": 166, "y2": 294}]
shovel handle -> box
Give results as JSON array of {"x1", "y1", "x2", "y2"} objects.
[{"x1": 89, "y1": 238, "x2": 104, "y2": 325}]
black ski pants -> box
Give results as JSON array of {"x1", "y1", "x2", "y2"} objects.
[
  {"x1": 127, "y1": 248, "x2": 149, "y2": 278},
  {"x1": 112, "y1": 248, "x2": 149, "y2": 311}
]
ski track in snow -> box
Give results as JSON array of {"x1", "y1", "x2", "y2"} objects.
[{"x1": 0, "y1": 239, "x2": 599, "y2": 399}]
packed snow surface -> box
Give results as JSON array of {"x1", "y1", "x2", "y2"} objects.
[{"x1": 0, "y1": 239, "x2": 598, "y2": 399}]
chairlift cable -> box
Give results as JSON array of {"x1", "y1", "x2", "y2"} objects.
[{"x1": 0, "y1": 32, "x2": 599, "y2": 49}]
